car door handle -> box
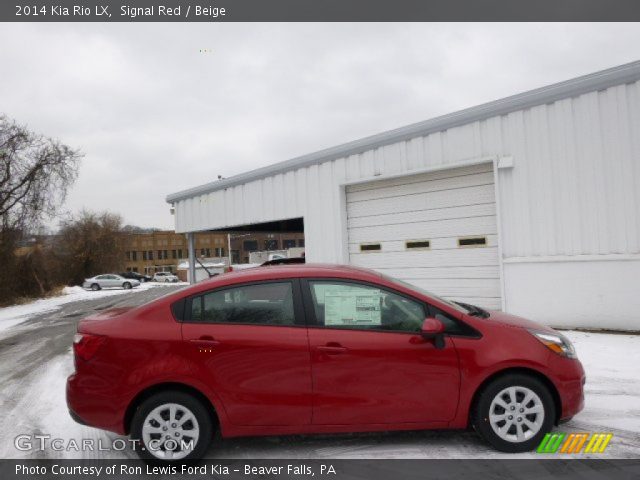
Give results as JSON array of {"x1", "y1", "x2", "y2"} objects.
[
  {"x1": 190, "y1": 336, "x2": 220, "y2": 346},
  {"x1": 316, "y1": 344, "x2": 348, "y2": 354}
]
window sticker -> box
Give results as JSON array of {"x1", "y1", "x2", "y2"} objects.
[{"x1": 319, "y1": 285, "x2": 382, "y2": 326}]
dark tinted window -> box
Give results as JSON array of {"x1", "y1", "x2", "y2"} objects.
[
  {"x1": 309, "y1": 281, "x2": 425, "y2": 333},
  {"x1": 243, "y1": 240, "x2": 258, "y2": 251},
  {"x1": 171, "y1": 298, "x2": 186, "y2": 321},
  {"x1": 265, "y1": 239, "x2": 278, "y2": 250},
  {"x1": 189, "y1": 282, "x2": 295, "y2": 325},
  {"x1": 427, "y1": 304, "x2": 478, "y2": 336}
]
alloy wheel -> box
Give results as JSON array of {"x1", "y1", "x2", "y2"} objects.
[
  {"x1": 488, "y1": 386, "x2": 545, "y2": 443},
  {"x1": 141, "y1": 403, "x2": 200, "y2": 460}
]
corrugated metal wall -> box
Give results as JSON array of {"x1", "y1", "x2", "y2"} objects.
[
  {"x1": 499, "y1": 81, "x2": 640, "y2": 258},
  {"x1": 174, "y1": 78, "x2": 640, "y2": 265}
]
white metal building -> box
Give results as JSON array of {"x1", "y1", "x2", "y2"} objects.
[{"x1": 167, "y1": 61, "x2": 640, "y2": 331}]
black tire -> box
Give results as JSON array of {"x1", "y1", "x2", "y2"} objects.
[
  {"x1": 131, "y1": 391, "x2": 213, "y2": 462},
  {"x1": 91, "y1": 283, "x2": 100, "y2": 291},
  {"x1": 471, "y1": 373, "x2": 555, "y2": 453},
  {"x1": 123, "y1": 282, "x2": 132, "y2": 290}
]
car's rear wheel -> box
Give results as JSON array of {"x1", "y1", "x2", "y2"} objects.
[
  {"x1": 472, "y1": 373, "x2": 555, "y2": 452},
  {"x1": 123, "y1": 282, "x2": 132, "y2": 290},
  {"x1": 91, "y1": 283, "x2": 100, "y2": 291},
  {"x1": 131, "y1": 391, "x2": 213, "y2": 461}
]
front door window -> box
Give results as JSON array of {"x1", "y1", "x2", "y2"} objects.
[{"x1": 308, "y1": 281, "x2": 425, "y2": 333}]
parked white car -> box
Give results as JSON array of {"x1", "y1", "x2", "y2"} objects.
[
  {"x1": 82, "y1": 274, "x2": 140, "y2": 291},
  {"x1": 152, "y1": 272, "x2": 179, "y2": 283}
]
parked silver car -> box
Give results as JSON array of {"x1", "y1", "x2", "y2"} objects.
[{"x1": 82, "y1": 274, "x2": 140, "y2": 291}]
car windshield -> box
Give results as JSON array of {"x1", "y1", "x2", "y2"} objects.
[{"x1": 383, "y1": 275, "x2": 469, "y2": 315}]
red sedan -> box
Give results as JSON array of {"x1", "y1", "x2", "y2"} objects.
[{"x1": 67, "y1": 264, "x2": 584, "y2": 461}]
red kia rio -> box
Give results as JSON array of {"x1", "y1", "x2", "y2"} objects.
[{"x1": 66, "y1": 264, "x2": 584, "y2": 461}]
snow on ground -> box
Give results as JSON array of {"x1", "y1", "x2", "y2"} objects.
[
  {"x1": 563, "y1": 330, "x2": 640, "y2": 434},
  {"x1": 0, "y1": 282, "x2": 187, "y2": 334},
  {"x1": 2, "y1": 353, "x2": 131, "y2": 459}
]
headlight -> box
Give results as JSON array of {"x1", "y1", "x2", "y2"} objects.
[{"x1": 528, "y1": 330, "x2": 577, "y2": 359}]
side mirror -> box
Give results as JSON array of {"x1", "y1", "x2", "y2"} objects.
[{"x1": 421, "y1": 317, "x2": 445, "y2": 349}]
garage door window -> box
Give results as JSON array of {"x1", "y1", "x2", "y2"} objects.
[
  {"x1": 458, "y1": 236, "x2": 487, "y2": 247},
  {"x1": 308, "y1": 281, "x2": 425, "y2": 333},
  {"x1": 188, "y1": 282, "x2": 295, "y2": 325},
  {"x1": 406, "y1": 240, "x2": 430, "y2": 250},
  {"x1": 360, "y1": 243, "x2": 381, "y2": 252}
]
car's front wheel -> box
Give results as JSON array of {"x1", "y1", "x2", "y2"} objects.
[
  {"x1": 123, "y1": 282, "x2": 132, "y2": 290},
  {"x1": 131, "y1": 391, "x2": 213, "y2": 461},
  {"x1": 472, "y1": 373, "x2": 555, "y2": 452},
  {"x1": 90, "y1": 283, "x2": 100, "y2": 291}
]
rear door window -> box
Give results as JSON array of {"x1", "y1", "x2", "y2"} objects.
[{"x1": 188, "y1": 282, "x2": 295, "y2": 326}]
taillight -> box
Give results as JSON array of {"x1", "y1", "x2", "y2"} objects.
[{"x1": 73, "y1": 333, "x2": 106, "y2": 362}]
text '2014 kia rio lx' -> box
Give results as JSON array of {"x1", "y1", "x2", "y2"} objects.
[{"x1": 66, "y1": 264, "x2": 584, "y2": 461}]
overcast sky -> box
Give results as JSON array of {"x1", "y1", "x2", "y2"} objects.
[{"x1": 1, "y1": 23, "x2": 639, "y2": 230}]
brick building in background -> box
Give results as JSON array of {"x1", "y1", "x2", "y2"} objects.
[
  {"x1": 121, "y1": 230, "x2": 305, "y2": 274},
  {"x1": 229, "y1": 232, "x2": 305, "y2": 264},
  {"x1": 121, "y1": 231, "x2": 228, "y2": 275}
]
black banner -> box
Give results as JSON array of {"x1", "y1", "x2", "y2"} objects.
[
  {"x1": 3, "y1": 0, "x2": 640, "y2": 22},
  {"x1": 4, "y1": 460, "x2": 640, "y2": 480}
]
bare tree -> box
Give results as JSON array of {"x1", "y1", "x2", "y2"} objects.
[
  {"x1": 0, "y1": 115, "x2": 81, "y2": 304},
  {"x1": 0, "y1": 115, "x2": 80, "y2": 231},
  {"x1": 53, "y1": 211, "x2": 126, "y2": 285}
]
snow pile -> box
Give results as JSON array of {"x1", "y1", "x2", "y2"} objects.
[{"x1": 232, "y1": 263, "x2": 261, "y2": 271}]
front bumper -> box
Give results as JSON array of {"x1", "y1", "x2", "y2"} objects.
[{"x1": 551, "y1": 357, "x2": 586, "y2": 421}]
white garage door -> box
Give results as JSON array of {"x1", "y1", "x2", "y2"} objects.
[{"x1": 346, "y1": 163, "x2": 501, "y2": 310}]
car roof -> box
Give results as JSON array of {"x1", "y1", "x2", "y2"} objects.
[{"x1": 209, "y1": 263, "x2": 385, "y2": 286}]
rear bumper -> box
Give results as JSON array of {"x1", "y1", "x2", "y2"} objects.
[
  {"x1": 66, "y1": 373, "x2": 128, "y2": 435},
  {"x1": 68, "y1": 407, "x2": 89, "y2": 427}
]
